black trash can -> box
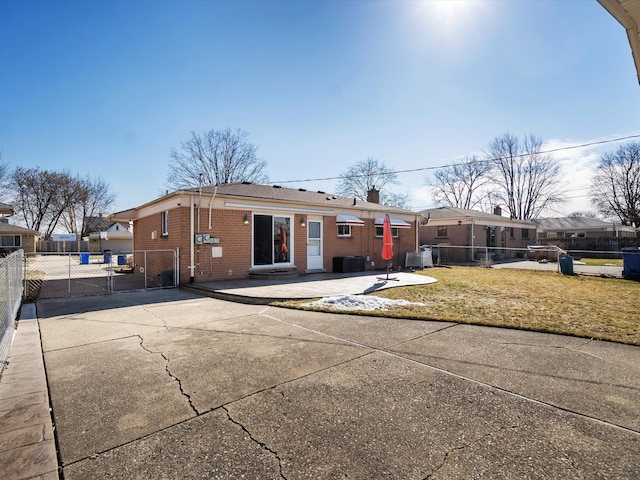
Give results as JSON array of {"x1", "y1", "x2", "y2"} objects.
[{"x1": 158, "y1": 270, "x2": 175, "y2": 287}]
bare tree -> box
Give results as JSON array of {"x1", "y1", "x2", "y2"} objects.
[
  {"x1": 0, "y1": 152, "x2": 10, "y2": 201},
  {"x1": 568, "y1": 210, "x2": 600, "y2": 219},
  {"x1": 60, "y1": 176, "x2": 117, "y2": 238},
  {"x1": 429, "y1": 155, "x2": 492, "y2": 210},
  {"x1": 590, "y1": 141, "x2": 640, "y2": 227},
  {"x1": 336, "y1": 157, "x2": 409, "y2": 208},
  {"x1": 11, "y1": 167, "x2": 80, "y2": 239},
  {"x1": 486, "y1": 133, "x2": 564, "y2": 220},
  {"x1": 167, "y1": 128, "x2": 268, "y2": 189}
]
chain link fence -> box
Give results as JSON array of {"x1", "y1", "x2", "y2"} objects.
[
  {"x1": 425, "y1": 244, "x2": 624, "y2": 276},
  {"x1": 24, "y1": 249, "x2": 177, "y2": 300},
  {"x1": 0, "y1": 250, "x2": 25, "y2": 375}
]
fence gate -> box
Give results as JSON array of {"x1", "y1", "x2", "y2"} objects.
[{"x1": 24, "y1": 249, "x2": 178, "y2": 300}]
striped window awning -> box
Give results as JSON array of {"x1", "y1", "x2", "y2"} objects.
[
  {"x1": 336, "y1": 215, "x2": 365, "y2": 226},
  {"x1": 375, "y1": 217, "x2": 411, "y2": 228}
]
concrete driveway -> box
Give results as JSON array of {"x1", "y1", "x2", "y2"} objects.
[{"x1": 37, "y1": 289, "x2": 640, "y2": 479}]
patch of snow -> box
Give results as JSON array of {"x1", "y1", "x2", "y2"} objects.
[{"x1": 303, "y1": 295, "x2": 424, "y2": 311}]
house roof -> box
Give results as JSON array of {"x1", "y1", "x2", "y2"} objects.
[
  {"x1": 599, "y1": 0, "x2": 640, "y2": 85},
  {"x1": 112, "y1": 183, "x2": 420, "y2": 220},
  {"x1": 535, "y1": 216, "x2": 637, "y2": 232},
  {"x1": 187, "y1": 183, "x2": 413, "y2": 214},
  {"x1": 420, "y1": 207, "x2": 536, "y2": 226},
  {"x1": 0, "y1": 202, "x2": 14, "y2": 215},
  {"x1": 0, "y1": 222, "x2": 38, "y2": 235}
]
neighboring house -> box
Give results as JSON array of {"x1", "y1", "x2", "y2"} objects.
[
  {"x1": 419, "y1": 206, "x2": 537, "y2": 263},
  {"x1": 534, "y1": 216, "x2": 638, "y2": 252},
  {"x1": 0, "y1": 219, "x2": 38, "y2": 255},
  {"x1": 535, "y1": 216, "x2": 637, "y2": 239},
  {"x1": 0, "y1": 202, "x2": 15, "y2": 217},
  {"x1": 110, "y1": 183, "x2": 423, "y2": 284},
  {"x1": 0, "y1": 202, "x2": 38, "y2": 254},
  {"x1": 87, "y1": 221, "x2": 133, "y2": 253}
]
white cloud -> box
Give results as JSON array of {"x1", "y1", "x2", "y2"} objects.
[{"x1": 541, "y1": 133, "x2": 640, "y2": 216}]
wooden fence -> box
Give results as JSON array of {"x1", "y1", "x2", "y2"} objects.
[{"x1": 37, "y1": 240, "x2": 91, "y2": 253}]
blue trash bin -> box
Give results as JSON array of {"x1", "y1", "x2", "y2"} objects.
[
  {"x1": 103, "y1": 250, "x2": 112, "y2": 264},
  {"x1": 80, "y1": 253, "x2": 89, "y2": 265},
  {"x1": 622, "y1": 248, "x2": 640, "y2": 280},
  {"x1": 117, "y1": 255, "x2": 127, "y2": 266}
]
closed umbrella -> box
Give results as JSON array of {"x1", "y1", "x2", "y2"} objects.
[{"x1": 381, "y1": 214, "x2": 397, "y2": 281}]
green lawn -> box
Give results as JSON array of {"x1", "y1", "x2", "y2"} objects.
[
  {"x1": 276, "y1": 267, "x2": 640, "y2": 346},
  {"x1": 577, "y1": 258, "x2": 623, "y2": 267}
]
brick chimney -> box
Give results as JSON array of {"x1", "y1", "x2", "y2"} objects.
[
  {"x1": 367, "y1": 188, "x2": 380, "y2": 204},
  {"x1": 494, "y1": 206, "x2": 502, "y2": 216}
]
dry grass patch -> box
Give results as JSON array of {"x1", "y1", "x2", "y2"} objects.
[{"x1": 277, "y1": 267, "x2": 640, "y2": 346}]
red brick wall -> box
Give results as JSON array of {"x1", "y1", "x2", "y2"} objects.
[
  {"x1": 322, "y1": 218, "x2": 416, "y2": 271},
  {"x1": 133, "y1": 207, "x2": 417, "y2": 282}
]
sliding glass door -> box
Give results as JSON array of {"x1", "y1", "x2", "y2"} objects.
[{"x1": 253, "y1": 214, "x2": 291, "y2": 266}]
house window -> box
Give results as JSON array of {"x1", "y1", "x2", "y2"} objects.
[
  {"x1": 436, "y1": 226, "x2": 448, "y2": 237},
  {"x1": 0, "y1": 235, "x2": 20, "y2": 247},
  {"x1": 161, "y1": 211, "x2": 169, "y2": 236},
  {"x1": 375, "y1": 226, "x2": 399, "y2": 238},
  {"x1": 337, "y1": 225, "x2": 352, "y2": 237},
  {"x1": 509, "y1": 227, "x2": 514, "y2": 238},
  {"x1": 253, "y1": 214, "x2": 291, "y2": 266},
  {"x1": 522, "y1": 228, "x2": 529, "y2": 239}
]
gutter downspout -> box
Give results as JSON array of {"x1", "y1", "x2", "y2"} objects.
[
  {"x1": 208, "y1": 185, "x2": 217, "y2": 229},
  {"x1": 189, "y1": 195, "x2": 195, "y2": 283}
]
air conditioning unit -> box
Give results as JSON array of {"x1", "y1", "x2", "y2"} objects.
[{"x1": 151, "y1": 230, "x2": 157, "y2": 240}]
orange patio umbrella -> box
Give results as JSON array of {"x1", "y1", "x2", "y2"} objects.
[{"x1": 381, "y1": 214, "x2": 396, "y2": 281}]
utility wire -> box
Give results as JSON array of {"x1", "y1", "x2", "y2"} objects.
[{"x1": 271, "y1": 133, "x2": 640, "y2": 184}]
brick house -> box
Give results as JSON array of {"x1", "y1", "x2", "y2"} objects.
[
  {"x1": 0, "y1": 220, "x2": 39, "y2": 255},
  {"x1": 419, "y1": 206, "x2": 537, "y2": 263},
  {"x1": 110, "y1": 183, "x2": 422, "y2": 284},
  {"x1": 535, "y1": 216, "x2": 637, "y2": 240}
]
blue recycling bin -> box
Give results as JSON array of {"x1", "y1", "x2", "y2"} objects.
[
  {"x1": 80, "y1": 253, "x2": 90, "y2": 265},
  {"x1": 117, "y1": 255, "x2": 127, "y2": 266},
  {"x1": 622, "y1": 248, "x2": 640, "y2": 280},
  {"x1": 103, "y1": 250, "x2": 112, "y2": 264}
]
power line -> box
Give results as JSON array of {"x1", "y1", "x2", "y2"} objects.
[{"x1": 271, "y1": 133, "x2": 640, "y2": 185}]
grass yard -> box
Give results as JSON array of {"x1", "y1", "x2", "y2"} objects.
[
  {"x1": 577, "y1": 258, "x2": 623, "y2": 267},
  {"x1": 277, "y1": 267, "x2": 640, "y2": 346}
]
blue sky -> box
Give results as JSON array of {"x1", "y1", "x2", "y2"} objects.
[{"x1": 1, "y1": 0, "x2": 639, "y2": 216}]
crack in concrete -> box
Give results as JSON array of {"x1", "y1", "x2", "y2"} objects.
[
  {"x1": 140, "y1": 305, "x2": 170, "y2": 330},
  {"x1": 424, "y1": 431, "x2": 494, "y2": 479},
  {"x1": 136, "y1": 335, "x2": 199, "y2": 415},
  {"x1": 222, "y1": 405, "x2": 288, "y2": 480}
]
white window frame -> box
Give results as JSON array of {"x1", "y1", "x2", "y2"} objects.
[
  {"x1": 161, "y1": 211, "x2": 169, "y2": 236},
  {"x1": 337, "y1": 224, "x2": 352, "y2": 237}
]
